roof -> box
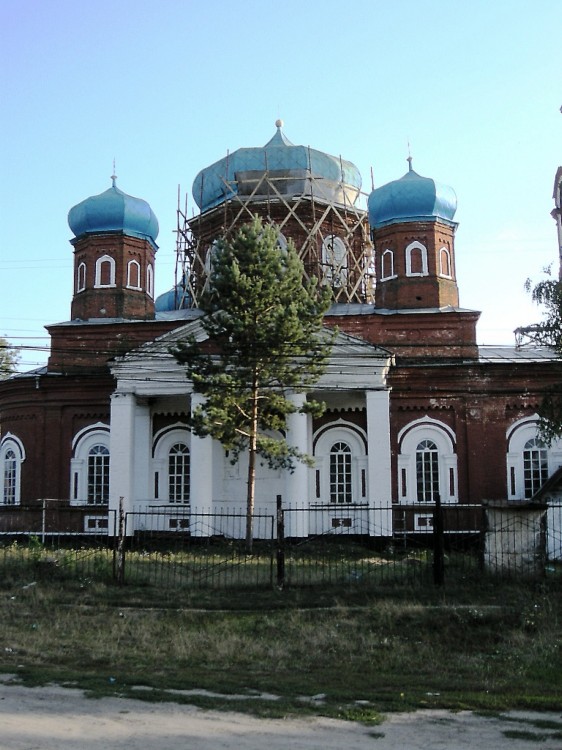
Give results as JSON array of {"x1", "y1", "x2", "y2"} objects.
[
  {"x1": 47, "y1": 309, "x2": 202, "y2": 327},
  {"x1": 477, "y1": 346, "x2": 559, "y2": 364},
  {"x1": 325, "y1": 303, "x2": 477, "y2": 316}
]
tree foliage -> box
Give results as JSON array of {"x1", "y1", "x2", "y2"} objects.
[
  {"x1": 0, "y1": 337, "x2": 19, "y2": 379},
  {"x1": 524, "y1": 270, "x2": 562, "y2": 444},
  {"x1": 172, "y1": 217, "x2": 334, "y2": 548}
]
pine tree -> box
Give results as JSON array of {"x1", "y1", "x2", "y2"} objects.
[
  {"x1": 524, "y1": 271, "x2": 562, "y2": 443},
  {"x1": 520, "y1": 267, "x2": 562, "y2": 445},
  {"x1": 172, "y1": 217, "x2": 334, "y2": 549},
  {"x1": 0, "y1": 337, "x2": 19, "y2": 379}
]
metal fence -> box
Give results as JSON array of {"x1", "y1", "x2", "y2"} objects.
[{"x1": 0, "y1": 500, "x2": 560, "y2": 590}]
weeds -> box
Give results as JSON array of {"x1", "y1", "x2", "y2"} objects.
[{"x1": 0, "y1": 576, "x2": 561, "y2": 717}]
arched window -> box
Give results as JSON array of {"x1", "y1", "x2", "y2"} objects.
[
  {"x1": 313, "y1": 424, "x2": 368, "y2": 505},
  {"x1": 398, "y1": 419, "x2": 457, "y2": 504},
  {"x1": 405, "y1": 241, "x2": 428, "y2": 277},
  {"x1": 3, "y1": 450, "x2": 17, "y2": 504},
  {"x1": 127, "y1": 259, "x2": 141, "y2": 290},
  {"x1": 168, "y1": 443, "x2": 190, "y2": 504},
  {"x1": 87, "y1": 445, "x2": 110, "y2": 505},
  {"x1": 94, "y1": 255, "x2": 116, "y2": 288},
  {"x1": 381, "y1": 249, "x2": 395, "y2": 280},
  {"x1": 76, "y1": 262, "x2": 87, "y2": 293},
  {"x1": 506, "y1": 417, "x2": 562, "y2": 500},
  {"x1": 204, "y1": 242, "x2": 219, "y2": 276},
  {"x1": 153, "y1": 426, "x2": 191, "y2": 504},
  {"x1": 416, "y1": 439, "x2": 439, "y2": 502},
  {"x1": 146, "y1": 263, "x2": 154, "y2": 298},
  {"x1": 330, "y1": 442, "x2": 352, "y2": 504},
  {"x1": 70, "y1": 424, "x2": 110, "y2": 505},
  {"x1": 439, "y1": 247, "x2": 452, "y2": 278},
  {"x1": 321, "y1": 235, "x2": 348, "y2": 286},
  {"x1": 0, "y1": 435, "x2": 25, "y2": 506}
]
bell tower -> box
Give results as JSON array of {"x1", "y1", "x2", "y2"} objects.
[
  {"x1": 368, "y1": 159, "x2": 459, "y2": 310},
  {"x1": 68, "y1": 176, "x2": 159, "y2": 321}
]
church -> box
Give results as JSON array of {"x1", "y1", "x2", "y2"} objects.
[{"x1": 1, "y1": 121, "x2": 562, "y2": 543}]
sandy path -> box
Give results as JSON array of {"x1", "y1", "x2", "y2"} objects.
[{"x1": 0, "y1": 684, "x2": 561, "y2": 749}]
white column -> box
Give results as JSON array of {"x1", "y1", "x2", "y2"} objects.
[
  {"x1": 189, "y1": 392, "x2": 214, "y2": 536},
  {"x1": 366, "y1": 389, "x2": 393, "y2": 536},
  {"x1": 109, "y1": 391, "x2": 136, "y2": 535},
  {"x1": 133, "y1": 401, "x2": 152, "y2": 505},
  {"x1": 285, "y1": 392, "x2": 310, "y2": 537}
]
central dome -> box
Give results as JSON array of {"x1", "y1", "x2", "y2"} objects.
[{"x1": 192, "y1": 122, "x2": 362, "y2": 213}]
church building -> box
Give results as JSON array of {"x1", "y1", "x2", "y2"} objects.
[{"x1": 1, "y1": 122, "x2": 562, "y2": 541}]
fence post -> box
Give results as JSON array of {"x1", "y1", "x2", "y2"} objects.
[
  {"x1": 276, "y1": 495, "x2": 285, "y2": 589},
  {"x1": 433, "y1": 493, "x2": 445, "y2": 586},
  {"x1": 41, "y1": 498, "x2": 46, "y2": 544},
  {"x1": 116, "y1": 497, "x2": 126, "y2": 586}
]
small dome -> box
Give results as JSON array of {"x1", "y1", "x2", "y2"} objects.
[
  {"x1": 192, "y1": 122, "x2": 362, "y2": 212},
  {"x1": 155, "y1": 277, "x2": 191, "y2": 312},
  {"x1": 368, "y1": 160, "x2": 457, "y2": 228},
  {"x1": 68, "y1": 178, "x2": 159, "y2": 242}
]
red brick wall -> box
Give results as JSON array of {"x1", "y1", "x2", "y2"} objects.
[
  {"x1": 70, "y1": 234, "x2": 156, "y2": 321},
  {"x1": 324, "y1": 309, "x2": 480, "y2": 359},
  {"x1": 373, "y1": 220, "x2": 459, "y2": 309},
  {"x1": 46, "y1": 319, "x2": 182, "y2": 372}
]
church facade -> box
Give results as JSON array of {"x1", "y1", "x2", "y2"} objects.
[{"x1": 1, "y1": 122, "x2": 562, "y2": 541}]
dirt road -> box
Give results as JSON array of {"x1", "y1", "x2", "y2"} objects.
[{"x1": 0, "y1": 683, "x2": 561, "y2": 749}]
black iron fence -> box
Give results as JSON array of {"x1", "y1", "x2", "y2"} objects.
[{"x1": 0, "y1": 499, "x2": 560, "y2": 590}]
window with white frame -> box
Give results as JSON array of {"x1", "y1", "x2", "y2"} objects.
[
  {"x1": 416, "y1": 439, "x2": 439, "y2": 502},
  {"x1": 321, "y1": 235, "x2": 348, "y2": 286},
  {"x1": 146, "y1": 263, "x2": 154, "y2": 298},
  {"x1": 405, "y1": 241, "x2": 428, "y2": 277},
  {"x1": 398, "y1": 419, "x2": 457, "y2": 503},
  {"x1": 76, "y1": 262, "x2": 87, "y2": 293},
  {"x1": 87, "y1": 445, "x2": 110, "y2": 505},
  {"x1": 168, "y1": 443, "x2": 190, "y2": 503},
  {"x1": 94, "y1": 254, "x2": 116, "y2": 288},
  {"x1": 381, "y1": 249, "x2": 396, "y2": 280},
  {"x1": 153, "y1": 425, "x2": 190, "y2": 503},
  {"x1": 1, "y1": 434, "x2": 25, "y2": 506},
  {"x1": 506, "y1": 417, "x2": 562, "y2": 500},
  {"x1": 204, "y1": 242, "x2": 219, "y2": 276},
  {"x1": 523, "y1": 438, "x2": 548, "y2": 498},
  {"x1": 313, "y1": 424, "x2": 368, "y2": 505},
  {"x1": 439, "y1": 247, "x2": 452, "y2": 278},
  {"x1": 127, "y1": 259, "x2": 141, "y2": 290},
  {"x1": 329, "y1": 441, "x2": 352, "y2": 503},
  {"x1": 70, "y1": 424, "x2": 110, "y2": 505}
]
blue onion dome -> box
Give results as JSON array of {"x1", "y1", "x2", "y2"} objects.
[
  {"x1": 155, "y1": 275, "x2": 192, "y2": 312},
  {"x1": 368, "y1": 158, "x2": 457, "y2": 229},
  {"x1": 192, "y1": 120, "x2": 362, "y2": 212},
  {"x1": 68, "y1": 176, "x2": 159, "y2": 243}
]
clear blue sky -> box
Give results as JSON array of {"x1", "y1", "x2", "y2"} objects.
[{"x1": 1, "y1": 0, "x2": 560, "y2": 370}]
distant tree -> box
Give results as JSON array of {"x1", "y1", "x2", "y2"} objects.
[
  {"x1": 0, "y1": 337, "x2": 19, "y2": 379},
  {"x1": 172, "y1": 217, "x2": 334, "y2": 550},
  {"x1": 524, "y1": 270, "x2": 562, "y2": 443}
]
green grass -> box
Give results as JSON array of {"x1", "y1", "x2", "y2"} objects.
[{"x1": 0, "y1": 571, "x2": 561, "y2": 719}]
